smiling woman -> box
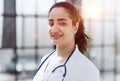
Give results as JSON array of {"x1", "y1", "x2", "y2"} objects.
[{"x1": 33, "y1": 1, "x2": 100, "y2": 81}]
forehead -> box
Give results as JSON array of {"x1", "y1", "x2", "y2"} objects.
[{"x1": 48, "y1": 7, "x2": 71, "y2": 21}]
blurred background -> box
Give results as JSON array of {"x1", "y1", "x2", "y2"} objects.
[{"x1": 0, "y1": 0, "x2": 120, "y2": 81}]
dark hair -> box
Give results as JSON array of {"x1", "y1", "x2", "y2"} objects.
[{"x1": 48, "y1": 2, "x2": 89, "y2": 54}]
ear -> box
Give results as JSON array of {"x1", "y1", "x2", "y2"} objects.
[{"x1": 74, "y1": 22, "x2": 79, "y2": 34}]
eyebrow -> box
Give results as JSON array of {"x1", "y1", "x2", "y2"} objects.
[{"x1": 49, "y1": 18, "x2": 67, "y2": 21}]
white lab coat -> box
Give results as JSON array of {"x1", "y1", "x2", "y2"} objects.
[{"x1": 33, "y1": 46, "x2": 100, "y2": 81}]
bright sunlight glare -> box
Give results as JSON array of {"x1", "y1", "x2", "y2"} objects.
[{"x1": 82, "y1": 1, "x2": 103, "y2": 20}]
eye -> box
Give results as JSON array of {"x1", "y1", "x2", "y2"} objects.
[
  {"x1": 59, "y1": 21, "x2": 67, "y2": 26},
  {"x1": 49, "y1": 22, "x2": 54, "y2": 27}
]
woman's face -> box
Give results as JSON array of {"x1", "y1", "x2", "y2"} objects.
[{"x1": 48, "y1": 7, "x2": 77, "y2": 47}]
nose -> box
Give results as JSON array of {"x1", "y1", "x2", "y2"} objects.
[{"x1": 50, "y1": 24, "x2": 59, "y2": 33}]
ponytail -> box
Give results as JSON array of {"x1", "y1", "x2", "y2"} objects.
[{"x1": 75, "y1": 18, "x2": 89, "y2": 54}]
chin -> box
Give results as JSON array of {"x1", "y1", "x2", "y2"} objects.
[
  {"x1": 53, "y1": 42, "x2": 59, "y2": 45},
  {"x1": 52, "y1": 41, "x2": 61, "y2": 46}
]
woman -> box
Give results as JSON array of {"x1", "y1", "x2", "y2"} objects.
[{"x1": 33, "y1": 1, "x2": 100, "y2": 81}]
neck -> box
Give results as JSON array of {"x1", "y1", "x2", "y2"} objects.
[{"x1": 56, "y1": 43, "x2": 75, "y2": 58}]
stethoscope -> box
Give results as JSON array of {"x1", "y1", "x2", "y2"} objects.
[{"x1": 35, "y1": 47, "x2": 76, "y2": 81}]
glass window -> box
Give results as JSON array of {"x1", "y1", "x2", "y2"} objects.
[
  {"x1": 17, "y1": 16, "x2": 37, "y2": 48},
  {"x1": 38, "y1": 18, "x2": 53, "y2": 46},
  {"x1": 83, "y1": 20, "x2": 91, "y2": 35},
  {"x1": 91, "y1": 21, "x2": 103, "y2": 45},
  {"x1": 0, "y1": 17, "x2": 3, "y2": 48},
  {"x1": 104, "y1": 22, "x2": 115, "y2": 45},
  {"x1": 116, "y1": 16, "x2": 120, "y2": 54},
  {"x1": 89, "y1": 47, "x2": 102, "y2": 70},
  {"x1": 116, "y1": 0, "x2": 120, "y2": 13},
  {"x1": 16, "y1": 0, "x2": 55, "y2": 15},
  {"x1": 81, "y1": 0, "x2": 103, "y2": 20},
  {"x1": 0, "y1": 0, "x2": 3, "y2": 14},
  {"x1": 104, "y1": 47, "x2": 115, "y2": 71},
  {"x1": 38, "y1": 48, "x2": 54, "y2": 56},
  {"x1": 16, "y1": 16, "x2": 23, "y2": 48},
  {"x1": 116, "y1": 16, "x2": 120, "y2": 44},
  {"x1": 16, "y1": 0, "x2": 36, "y2": 15},
  {"x1": 0, "y1": 0, "x2": 3, "y2": 48},
  {"x1": 104, "y1": 0, "x2": 115, "y2": 16},
  {"x1": 16, "y1": 0, "x2": 23, "y2": 15},
  {"x1": 24, "y1": 17, "x2": 36, "y2": 47},
  {"x1": 37, "y1": 0, "x2": 55, "y2": 15}
]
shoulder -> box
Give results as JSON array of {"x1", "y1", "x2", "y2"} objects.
[
  {"x1": 39, "y1": 50, "x2": 55, "y2": 65},
  {"x1": 36, "y1": 50, "x2": 55, "y2": 69},
  {"x1": 74, "y1": 46, "x2": 100, "y2": 73},
  {"x1": 67, "y1": 46, "x2": 100, "y2": 81}
]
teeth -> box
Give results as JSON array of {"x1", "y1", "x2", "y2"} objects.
[
  {"x1": 53, "y1": 35, "x2": 59, "y2": 38},
  {"x1": 52, "y1": 35, "x2": 61, "y2": 39}
]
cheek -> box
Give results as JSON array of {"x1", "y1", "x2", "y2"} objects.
[
  {"x1": 69, "y1": 27, "x2": 76, "y2": 33},
  {"x1": 48, "y1": 28, "x2": 51, "y2": 36},
  {"x1": 67, "y1": 28, "x2": 76, "y2": 38}
]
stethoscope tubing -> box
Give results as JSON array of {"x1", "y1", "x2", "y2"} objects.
[
  {"x1": 35, "y1": 47, "x2": 76, "y2": 78},
  {"x1": 52, "y1": 65, "x2": 67, "y2": 77},
  {"x1": 35, "y1": 50, "x2": 56, "y2": 74}
]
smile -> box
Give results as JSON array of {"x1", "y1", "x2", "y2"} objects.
[{"x1": 52, "y1": 34, "x2": 63, "y2": 40}]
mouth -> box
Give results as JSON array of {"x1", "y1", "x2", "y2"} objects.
[{"x1": 51, "y1": 34, "x2": 63, "y2": 40}]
